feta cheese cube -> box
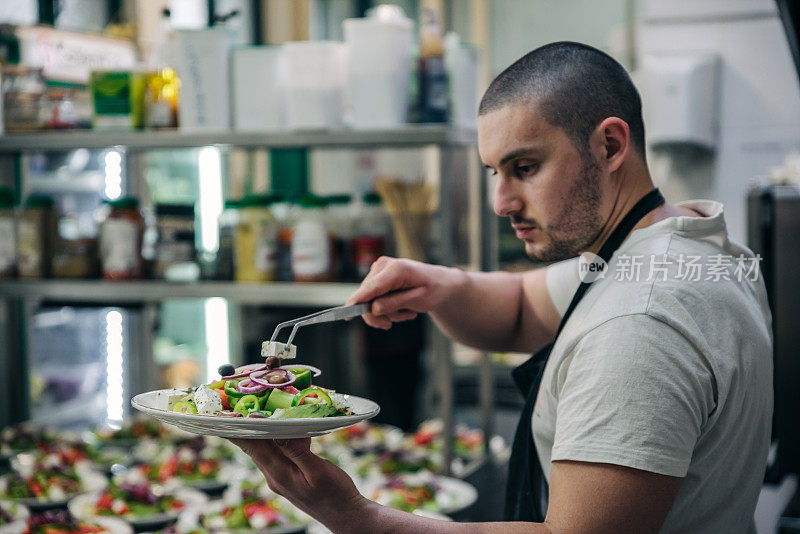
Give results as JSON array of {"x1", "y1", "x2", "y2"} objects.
[
  {"x1": 261, "y1": 341, "x2": 297, "y2": 359},
  {"x1": 330, "y1": 392, "x2": 350, "y2": 413},
  {"x1": 194, "y1": 385, "x2": 223, "y2": 415},
  {"x1": 111, "y1": 499, "x2": 127, "y2": 514}
]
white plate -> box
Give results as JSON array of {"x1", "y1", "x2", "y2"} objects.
[
  {"x1": 361, "y1": 475, "x2": 477, "y2": 516},
  {"x1": 434, "y1": 476, "x2": 478, "y2": 515},
  {"x1": 69, "y1": 487, "x2": 206, "y2": 531},
  {"x1": 131, "y1": 389, "x2": 380, "y2": 439}
]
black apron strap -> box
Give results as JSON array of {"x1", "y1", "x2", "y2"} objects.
[{"x1": 504, "y1": 188, "x2": 665, "y2": 521}]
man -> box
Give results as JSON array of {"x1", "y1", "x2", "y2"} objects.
[{"x1": 232, "y1": 42, "x2": 773, "y2": 533}]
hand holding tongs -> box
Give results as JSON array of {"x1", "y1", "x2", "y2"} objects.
[{"x1": 269, "y1": 302, "x2": 371, "y2": 347}]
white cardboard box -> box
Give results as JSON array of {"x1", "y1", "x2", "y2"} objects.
[
  {"x1": 174, "y1": 28, "x2": 232, "y2": 131},
  {"x1": 231, "y1": 46, "x2": 286, "y2": 131}
]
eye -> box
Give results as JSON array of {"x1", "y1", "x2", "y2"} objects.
[{"x1": 515, "y1": 161, "x2": 539, "y2": 178}]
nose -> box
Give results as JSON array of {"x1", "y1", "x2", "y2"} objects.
[{"x1": 493, "y1": 177, "x2": 524, "y2": 217}]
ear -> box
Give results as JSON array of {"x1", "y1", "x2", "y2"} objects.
[{"x1": 592, "y1": 117, "x2": 630, "y2": 173}]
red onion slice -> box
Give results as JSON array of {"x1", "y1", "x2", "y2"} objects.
[
  {"x1": 225, "y1": 364, "x2": 268, "y2": 381},
  {"x1": 277, "y1": 364, "x2": 322, "y2": 378},
  {"x1": 236, "y1": 378, "x2": 271, "y2": 394},
  {"x1": 249, "y1": 369, "x2": 296, "y2": 389}
]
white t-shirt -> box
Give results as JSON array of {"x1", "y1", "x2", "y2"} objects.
[{"x1": 537, "y1": 200, "x2": 773, "y2": 533}]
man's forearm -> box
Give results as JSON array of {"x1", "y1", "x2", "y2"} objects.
[
  {"x1": 428, "y1": 269, "x2": 525, "y2": 351},
  {"x1": 330, "y1": 500, "x2": 553, "y2": 534},
  {"x1": 430, "y1": 269, "x2": 552, "y2": 353}
]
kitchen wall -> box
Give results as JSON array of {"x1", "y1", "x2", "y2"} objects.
[{"x1": 638, "y1": 0, "x2": 800, "y2": 242}]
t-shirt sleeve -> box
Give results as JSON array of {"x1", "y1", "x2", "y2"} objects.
[
  {"x1": 551, "y1": 314, "x2": 716, "y2": 477},
  {"x1": 545, "y1": 257, "x2": 581, "y2": 317}
]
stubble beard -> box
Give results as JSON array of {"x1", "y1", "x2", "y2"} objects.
[{"x1": 524, "y1": 155, "x2": 605, "y2": 263}]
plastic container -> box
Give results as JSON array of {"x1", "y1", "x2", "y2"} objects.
[
  {"x1": 292, "y1": 196, "x2": 334, "y2": 282},
  {"x1": 0, "y1": 188, "x2": 16, "y2": 278},
  {"x1": 283, "y1": 41, "x2": 346, "y2": 129},
  {"x1": 234, "y1": 195, "x2": 279, "y2": 283},
  {"x1": 17, "y1": 195, "x2": 56, "y2": 278},
  {"x1": 99, "y1": 197, "x2": 144, "y2": 280},
  {"x1": 444, "y1": 34, "x2": 480, "y2": 128},
  {"x1": 343, "y1": 8, "x2": 413, "y2": 128},
  {"x1": 154, "y1": 204, "x2": 196, "y2": 279}
]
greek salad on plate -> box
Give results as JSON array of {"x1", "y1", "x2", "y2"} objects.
[{"x1": 133, "y1": 340, "x2": 379, "y2": 439}]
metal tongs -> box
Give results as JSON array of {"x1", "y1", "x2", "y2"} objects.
[{"x1": 269, "y1": 302, "x2": 371, "y2": 347}]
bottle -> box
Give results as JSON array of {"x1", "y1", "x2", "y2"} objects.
[
  {"x1": 234, "y1": 195, "x2": 279, "y2": 282},
  {"x1": 99, "y1": 197, "x2": 144, "y2": 280},
  {"x1": 145, "y1": 8, "x2": 180, "y2": 129},
  {"x1": 0, "y1": 187, "x2": 16, "y2": 278},
  {"x1": 417, "y1": 7, "x2": 448, "y2": 123},
  {"x1": 292, "y1": 196, "x2": 333, "y2": 283},
  {"x1": 273, "y1": 198, "x2": 300, "y2": 282},
  {"x1": 216, "y1": 199, "x2": 240, "y2": 280},
  {"x1": 352, "y1": 192, "x2": 391, "y2": 279},
  {"x1": 324, "y1": 194, "x2": 353, "y2": 281},
  {"x1": 17, "y1": 195, "x2": 56, "y2": 278}
]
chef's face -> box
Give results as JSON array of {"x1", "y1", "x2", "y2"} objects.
[{"x1": 478, "y1": 100, "x2": 605, "y2": 263}]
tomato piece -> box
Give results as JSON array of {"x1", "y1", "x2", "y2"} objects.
[
  {"x1": 29, "y1": 481, "x2": 43, "y2": 496},
  {"x1": 96, "y1": 492, "x2": 113, "y2": 510},
  {"x1": 413, "y1": 430, "x2": 436, "y2": 446},
  {"x1": 215, "y1": 388, "x2": 231, "y2": 410}
]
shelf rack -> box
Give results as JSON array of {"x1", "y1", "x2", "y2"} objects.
[
  {"x1": 0, "y1": 125, "x2": 478, "y2": 152},
  {"x1": 0, "y1": 280, "x2": 358, "y2": 306},
  {"x1": 0, "y1": 125, "x2": 497, "y2": 477}
]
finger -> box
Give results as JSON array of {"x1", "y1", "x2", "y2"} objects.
[
  {"x1": 274, "y1": 438, "x2": 320, "y2": 472},
  {"x1": 385, "y1": 310, "x2": 418, "y2": 322},
  {"x1": 371, "y1": 286, "x2": 428, "y2": 316},
  {"x1": 361, "y1": 313, "x2": 393, "y2": 330},
  {"x1": 230, "y1": 438, "x2": 284, "y2": 469},
  {"x1": 345, "y1": 257, "x2": 393, "y2": 306},
  {"x1": 346, "y1": 259, "x2": 408, "y2": 307}
]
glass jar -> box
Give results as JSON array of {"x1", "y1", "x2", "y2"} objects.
[
  {"x1": 154, "y1": 203, "x2": 196, "y2": 279},
  {"x1": 99, "y1": 197, "x2": 144, "y2": 280},
  {"x1": 17, "y1": 195, "x2": 56, "y2": 278},
  {"x1": 52, "y1": 211, "x2": 98, "y2": 279},
  {"x1": 2, "y1": 65, "x2": 47, "y2": 131},
  {"x1": 292, "y1": 196, "x2": 334, "y2": 283},
  {"x1": 234, "y1": 195, "x2": 279, "y2": 282},
  {"x1": 0, "y1": 187, "x2": 16, "y2": 278}
]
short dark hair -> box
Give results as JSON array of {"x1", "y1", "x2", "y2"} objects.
[{"x1": 479, "y1": 42, "x2": 646, "y2": 156}]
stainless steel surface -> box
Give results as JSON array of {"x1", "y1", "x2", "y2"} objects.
[
  {"x1": 438, "y1": 145, "x2": 457, "y2": 476},
  {"x1": 0, "y1": 280, "x2": 359, "y2": 306},
  {"x1": 0, "y1": 126, "x2": 477, "y2": 152},
  {"x1": 269, "y1": 302, "x2": 370, "y2": 346}
]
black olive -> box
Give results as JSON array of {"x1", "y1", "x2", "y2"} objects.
[{"x1": 218, "y1": 363, "x2": 236, "y2": 377}]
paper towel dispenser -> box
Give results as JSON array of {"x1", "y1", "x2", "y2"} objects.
[{"x1": 640, "y1": 52, "x2": 720, "y2": 150}]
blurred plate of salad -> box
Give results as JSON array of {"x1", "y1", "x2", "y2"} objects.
[{"x1": 0, "y1": 455, "x2": 106, "y2": 510}]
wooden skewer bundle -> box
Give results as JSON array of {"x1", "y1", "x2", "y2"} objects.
[{"x1": 375, "y1": 176, "x2": 437, "y2": 262}]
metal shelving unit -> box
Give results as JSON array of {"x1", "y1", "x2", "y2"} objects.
[
  {"x1": 0, "y1": 280, "x2": 358, "y2": 306},
  {"x1": 0, "y1": 125, "x2": 496, "y2": 477},
  {"x1": 0, "y1": 125, "x2": 478, "y2": 152}
]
